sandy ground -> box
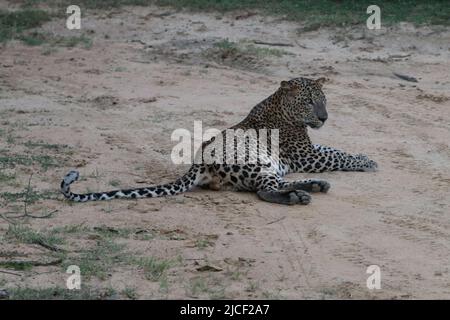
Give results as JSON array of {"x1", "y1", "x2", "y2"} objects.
[{"x1": 1, "y1": 5, "x2": 450, "y2": 299}]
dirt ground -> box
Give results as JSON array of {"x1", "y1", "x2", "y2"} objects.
[{"x1": 1, "y1": 5, "x2": 450, "y2": 299}]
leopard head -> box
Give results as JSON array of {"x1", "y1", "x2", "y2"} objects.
[{"x1": 279, "y1": 77, "x2": 328, "y2": 129}]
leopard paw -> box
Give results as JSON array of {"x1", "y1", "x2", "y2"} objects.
[
  {"x1": 289, "y1": 190, "x2": 311, "y2": 205},
  {"x1": 355, "y1": 154, "x2": 378, "y2": 172},
  {"x1": 310, "y1": 180, "x2": 331, "y2": 193}
]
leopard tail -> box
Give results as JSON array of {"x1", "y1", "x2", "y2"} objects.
[{"x1": 60, "y1": 165, "x2": 203, "y2": 202}]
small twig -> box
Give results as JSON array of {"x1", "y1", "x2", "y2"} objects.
[
  {"x1": 0, "y1": 174, "x2": 57, "y2": 222},
  {"x1": 393, "y1": 72, "x2": 418, "y2": 83},
  {"x1": 34, "y1": 239, "x2": 65, "y2": 253},
  {"x1": 130, "y1": 39, "x2": 148, "y2": 46},
  {"x1": 0, "y1": 269, "x2": 22, "y2": 276},
  {"x1": 0, "y1": 258, "x2": 63, "y2": 268},
  {"x1": 143, "y1": 11, "x2": 174, "y2": 19},
  {"x1": 253, "y1": 40, "x2": 294, "y2": 47},
  {"x1": 389, "y1": 54, "x2": 411, "y2": 59},
  {"x1": 0, "y1": 213, "x2": 16, "y2": 224},
  {"x1": 32, "y1": 258, "x2": 63, "y2": 266},
  {"x1": 266, "y1": 216, "x2": 286, "y2": 225},
  {"x1": 25, "y1": 210, "x2": 57, "y2": 219},
  {"x1": 235, "y1": 12, "x2": 257, "y2": 20},
  {"x1": 1, "y1": 210, "x2": 57, "y2": 222},
  {"x1": 128, "y1": 59, "x2": 152, "y2": 64},
  {"x1": 294, "y1": 40, "x2": 308, "y2": 49},
  {"x1": 23, "y1": 173, "x2": 33, "y2": 216}
]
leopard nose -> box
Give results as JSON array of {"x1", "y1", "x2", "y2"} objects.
[
  {"x1": 313, "y1": 101, "x2": 328, "y2": 122},
  {"x1": 318, "y1": 115, "x2": 328, "y2": 122}
]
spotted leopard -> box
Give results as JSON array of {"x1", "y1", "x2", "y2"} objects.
[{"x1": 61, "y1": 77, "x2": 377, "y2": 205}]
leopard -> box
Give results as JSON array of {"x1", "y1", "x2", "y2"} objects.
[{"x1": 61, "y1": 77, "x2": 378, "y2": 205}]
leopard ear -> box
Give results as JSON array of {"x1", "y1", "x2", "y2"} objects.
[
  {"x1": 280, "y1": 80, "x2": 292, "y2": 90},
  {"x1": 315, "y1": 77, "x2": 327, "y2": 87}
]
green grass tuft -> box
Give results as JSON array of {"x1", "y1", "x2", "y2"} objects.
[
  {"x1": 0, "y1": 171, "x2": 16, "y2": 183},
  {"x1": 121, "y1": 287, "x2": 138, "y2": 299},
  {"x1": 1, "y1": 188, "x2": 59, "y2": 204},
  {"x1": 214, "y1": 39, "x2": 289, "y2": 58},
  {"x1": 7, "y1": 286, "x2": 116, "y2": 300},
  {"x1": 6, "y1": 224, "x2": 64, "y2": 247},
  {"x1": 135, "y1": 256, "x2": 174, "y2": 281},
  {"x1": 63, "y1": 239, "x2": 126, "y2": 280},
  {"x1": 0, "y1": 151, "x2": 62, "y2": 171},
  {"x1": 18, "y1": 31, "x2": 93, "y2": 48},
  {"x1": 0, "y1": 9, "x2": 51, "y2": 43}
]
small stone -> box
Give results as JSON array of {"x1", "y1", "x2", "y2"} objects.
[{"x1": 0, "y1": 289, "x2": 9, "y2": 300}]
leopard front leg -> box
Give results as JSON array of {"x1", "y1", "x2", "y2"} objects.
[
  {"x1": 295, "y1": 144, "x2": 378, "y2": 173},
  {"x1": 341, "y1": 153, "x2": 378, "y2": 172},
  {"x1": 279, "y1": 179, "x2": 330, "y2": 193},
  {"x1": 254, "y1": 174, "x2": 312, "y2": 205}
]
